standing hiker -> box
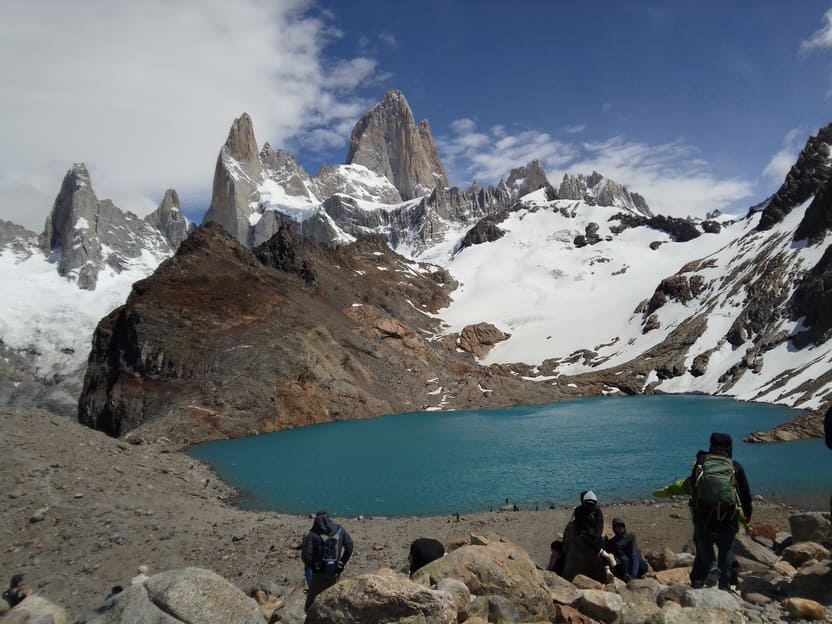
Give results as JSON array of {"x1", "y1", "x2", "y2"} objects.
[
  {"x1": 689, "y1": 432, "x2": 752, "y2": 590},
  {"x1": 301, "y1": 511, "x2": 354, "y2": 611}
]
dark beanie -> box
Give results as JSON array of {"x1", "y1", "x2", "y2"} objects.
[
  {"x1": 709, "y1": 432, "x2": 733, "y2": 456},
  {"x1": 612, "y1": 517, "x2": 625, "y2": 528},
  {"x1": 409, "y1": 538, "x2": 445, "y2": 575}
]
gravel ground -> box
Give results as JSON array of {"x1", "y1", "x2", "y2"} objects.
[{"x1": 0, "y1": 408, "x2": 819, "y2": 619}]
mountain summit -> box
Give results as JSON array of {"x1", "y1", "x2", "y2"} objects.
[{"x1": 346, "y1": 89, "x2": 450, "y2": 199}]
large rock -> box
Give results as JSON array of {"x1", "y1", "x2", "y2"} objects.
[
  {"x1": 679, "y1": 587, "x2": 742, "y2": 611},
  {"x1": 576, "y1": 589, "x2": 624, "y2": 624},
  {"x1": 305, "y1": 573, "x2": 456, "y2": 624},
  {"x1": 657, "y1": 608, "x2": 747, "y2": 624},
  {"x1": 457, "y1": 323, "x2": 510, "y2": 358},
  {"x1": 542, "y1": 570, "x2": 580, "y2": 606},
  {"x1": 732, "y1": 533, "x2": 778, "y2": 566},
  {"x1": 411, "y1": 536, "x2": 555, "y2": 622},
  {"x1": 789, "y1": 561, "x2": 832, "y2": 603},
  {"x1": 782, "y1": 597, "x2": 827, "y2": 621},
  {"x1": 82, "y1": 568, "x2": 264, "y2": 624},
  {"x1": 0, "y1": 595, "x2": 66, "y2": 624},
  {"x1": 781, "y1": 541, "x2": 830, "y2": 567},
  {"x1": 346, "y1": 90, "x2": 450, "y2": 201},
  {"x1": 788, "y1": 512, "x2": 831, "y2": 544}
]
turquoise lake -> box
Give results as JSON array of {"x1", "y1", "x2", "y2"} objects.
[{"x1": 188, "y1": 395, "x2": 832, "y2": 517}]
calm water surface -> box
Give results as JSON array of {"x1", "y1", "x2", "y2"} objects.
[{"x1": 188, "y1": 395, "x2": 832, "y2": 516}]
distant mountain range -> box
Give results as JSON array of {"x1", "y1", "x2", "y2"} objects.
[{"x1": 1, "y1": 90, "x2": 829, "y2": 444}]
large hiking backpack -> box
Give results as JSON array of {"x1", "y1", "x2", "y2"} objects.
[
  {"x1": 695, "y1": 454, "x2": 737, "y2": 517},
  {"x1": 319, "y1": 527, "x2": 343, "y2": 576}
]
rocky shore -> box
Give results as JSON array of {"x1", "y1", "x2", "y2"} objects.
[{"x1": 1, "y1": 408, "x2": 830, "y2": 623}]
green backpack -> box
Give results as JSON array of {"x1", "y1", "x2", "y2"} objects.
[{"x1": 695, "y1": 454, "x2": 738, "y2": 515}]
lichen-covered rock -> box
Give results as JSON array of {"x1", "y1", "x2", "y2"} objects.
[
  {"x1": 782, "y1": 597, "x2": 826, "y2": 621},
  {"x1": 305, "y1": 573, "x2": 456, "y2": 624},
  {"x1": 411, "y1": 535, "x2": 554, "y2": 622},
  {"x1": 1, "y1": 595, "x2": 67, "y2": 624}
]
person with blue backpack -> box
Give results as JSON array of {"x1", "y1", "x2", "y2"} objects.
[
  {"x1": 689, "y1": 432, "x2": 752, "y2": 590},
  {"x1": 301, "y1": 511, "x2": 354, "y2": 611}
]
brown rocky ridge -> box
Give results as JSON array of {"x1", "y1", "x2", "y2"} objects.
[{"x1": 78, "y1": 222, "x2": 594, "y2": 445}]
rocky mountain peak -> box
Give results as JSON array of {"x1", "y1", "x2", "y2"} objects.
[
  {"x1": 558, "y1": 171, "x2": 651, "y2": 216},
  {"x1": 346, "y1": 89, "x2": 450, "y2": 200},
  {"x1": 224, "y1": 112, "x2": 259, "y2": 164},
  {"x1": 40, "y1": 164, "x2": 171, "y2": 290},
  {"x1": 203, "y1": 114, "x2": 266, "y2": 243},
  {"x1": 758, "y1": 123, "x2": 832, "y2": 231},
  {"x1": 505, "y1": 160, "x2": 550, "y2": 197},
  {"x1": 144, "y1": 189, "x2": 194, "y2": 250}
]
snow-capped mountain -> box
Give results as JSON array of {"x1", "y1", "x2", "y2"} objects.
[
  {"x1": 0, "y1": 166, "x2": 192, "y2": 416},
  {"x1": 202, "y1": 90, "x2": 652, "y2": 258},
  {"x1": 4, "y1": 87, "x2": 831, "y2": 443}
]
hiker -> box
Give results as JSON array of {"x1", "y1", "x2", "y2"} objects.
[
  {"x1": 300, "y1": 510, "x2": 353, "y2": 611},
  {"x1": 561, "y1": 491, "x2": 616, "y2": 582},
  {"x1": 546, "y1": 539, "x2": 564, "y2": 575},
  {"x1": 1, "y1": 575, "x2": 32, "y2": 610},
  {"x1": 689, "y1": 432, "x2": 752, "y2": 590},
  {"x1": 605, "y1": 518, "x2": 648, "y2": 581},
  {"x1": 408, "y1": 537, "x2": 445, "y2": 575}
]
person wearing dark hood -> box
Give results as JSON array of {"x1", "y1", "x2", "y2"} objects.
[
  {"x1": 301, "y1": 511, "x2": 354, "y2": 611},
  {"x1": 1, "y1": 574, "x2": 32, "y2": 611},
  {"x1": 689, "y1": 432, "x2": 752, "y2": 590},
  {"x1": 605, "y1": 518, "x2": 648, "y2": 582},
  {"x1": 408, "y1": 538, "x2": 445, "y2": 575},
  {"x1": 562, "y1": 490, "x2": 616, "y2": 582}
]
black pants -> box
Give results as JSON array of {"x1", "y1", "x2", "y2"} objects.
[
  {"x1": 691, "y1": 525, "x2": 735, "y2": 589},
  {"x1": 305, "y1": 573, "x2": 338, "y2": 611}
]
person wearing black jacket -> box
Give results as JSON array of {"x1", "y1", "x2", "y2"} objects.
[
  {"x1": 605, "y1": 518, "x2": 648, "y2": 581},
  {"x1": 690, "y1": 432, "x2": 752, "y2": 590},
  {"x1": 301, "y1": 511, "x2": 354, "y2": 611}
]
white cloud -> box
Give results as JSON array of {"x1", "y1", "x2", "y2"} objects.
[
  {"x1": 438, "y1": 121, "x2": 753, "y2": 218},
  {"x1": 561, "y1": 124, "x2": 586, "y2": 134},
  {"x1": 800, "y1": 9, "x2": 832, "y2": 55},
  {"x1": 0, "y1": 0, "x2": 382, "y2": 230},
  {"x1": 762, "y1": 128, "x2": 806, "y2": 186},
  {"x1": 379, "y1": 33, "x2": 398, "y2": 48}
]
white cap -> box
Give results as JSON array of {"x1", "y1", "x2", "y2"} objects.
[{"x1": 582, "y1": 490, "x2": 597, "y2": 503}]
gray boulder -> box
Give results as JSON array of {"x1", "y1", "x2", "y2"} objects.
[
  {"x1": 732, "y1": 533, "x2": 777, "y2": 566},
  {"x1": 1, "y1": 595, "x2": 67, "y2": 624},
  {"x1": 788, "y1": 512, "x2": 831, "y2": 544},
  {"x1": 83, "y1": 567, "x2": 262, "y2": 624},
  {"x1": 679, "y1": 587, "x2": 742, "y2": 610},
  {"x1": 305, "y1": 573, "x2": 456, "y2": 624}
]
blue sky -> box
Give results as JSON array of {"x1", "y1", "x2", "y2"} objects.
[{"x1": 1, "y1": 1, "x2": 831, "y2": 228}]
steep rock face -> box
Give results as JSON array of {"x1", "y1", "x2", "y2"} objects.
[
  {"x1": 144, "y1": 189, "x2": 194, "y2": 250},
  {"x1": 42, "y1": 164, "x2": 171, "y2": 290},
  {"x1": 202, "y1": 113, "x2": 264, "y2": 243},
  {"x1": 758, "y1": 123, "x2": 832, "y2": 231},
  {"x1": 0, "y1": 219, "x2": 39, "y2": 258},
  {"x1": 346, "y1": 89, "x2": 450, "y2": 200},
  {"x1": 77, "y1": 223, "x2": 567, "y2": 443},
  {"x1": 505, "y1": 160, "x2": 550, "y2": 197},
  {"x1": 559, "y1": 171, "x2": 651, "y2": 217}
]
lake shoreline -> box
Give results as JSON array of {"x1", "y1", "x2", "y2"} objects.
[{"x1": 2, "y1": 408, "x2": 828, "y2": 620}]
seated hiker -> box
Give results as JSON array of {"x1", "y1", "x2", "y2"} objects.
[
  {"x1": 605, "y1": 518, "x2": 648, "y2": 581},
  {"x1": 408, "y1": 537, "x2": 445, "y2": 575},
  {"x1": 300, "y1": 511, "x2": 353, "y2": 611},
  {"x1": 561, "y1": 491, "x2": 616, "y2": 583},
  {"x1": 546, "y1": 539, "x2": 564, "y2": 575},
  {"x1": 2, "y1": 575, "x2": 32, "y2": 609}
]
